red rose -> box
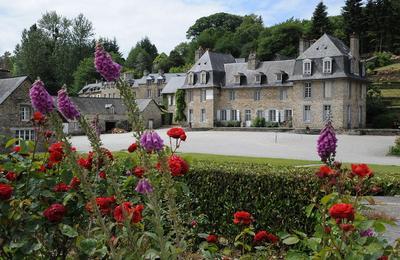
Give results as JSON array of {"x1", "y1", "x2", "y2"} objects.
[
  {"x1": 329, "y1": 203, "x2": 355, "y2": 222},
  {"x1": 78, "y1": 156, "x2": 92, "y2": 170},
  {"x1": 43, "y1": 203, "x2": 66, "y2": 222},
  {"x1": 39, "y1": 165, "x2": 46, "y2": 172},
  {"x1": 134, "y1": 166, "x2": 145, "y2": 178},
  {"x1": 253, "y1": 230, "x2": 279, "y2": 244},
  {"x1": 53, "y1": 182, "x2": 70, "y2": 192},
  {"x1": 128, "y1": 143, "x2": 138, "y2": 153},
  {"x1": 206, "y1": 234, "x2": 218, "y2": 243},
  {"x1": 316, "y1": 165, "x2": 335, "y2": 178},
  {"x1": 378, "y1": 256, "x2": 388, "y2": 260},
  {"x1": 13, "y1": 146, "x2": 21, "y2": 153},
  {"x1": 48, "y1": 142, "x2": 64, "y2": 163},
  {"x1": 0, "y1": 183, "x2": 13, "y2": 200},
  {"x1": 44, "y1": 130, "x2": 53, "y2": 138},
  {"x1": 351, "y1": 164, "x2": 373, "y2": 178},
  {"x1": 340, "y1": 223, "x2": 355, "y2": 232},
  {"x1": 168, "y1": 155, "x2": 189, "y2": 177},
  {"x1": 113, "y1": 202, "x2": 144, "y2": 223},
  {"x1": 5, "y1": 172, "x2": 17, "y2": 181},
  {"x1": 180, "y1": 133, "x2": 187, "y2": 141},
  {"x1": 85, "y1": 196, "x2": 116, "y2": 215},
  {"x1": 233, "y1": 211, "x2": 253, "y2": 225},
  {"x1": 32, "y1": 111, "x2": 45, "y2": 123},
  {"x1": 167, "y1": 127, "x2": 185, "y2": 139},
  {"x1": 69, "y1": 177, "x2": 80, "y2": 189},
  {"x1": 324, "y1": 226, "x2": 332, "y2": 234},
  {"x1": 99, "y1": 171, "x2": 107, "y2": 179}
]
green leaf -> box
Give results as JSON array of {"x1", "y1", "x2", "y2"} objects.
[
  {"x1": 5, "y1": 138, "x2": 18, "y2": 148},
  {"x1": 283, "y1": 236, "x2": 300, "y2": 245},
  {"x1": 286, "y1": 250, "x2": 309, "y2": 260},
  {"x1": 373, "y1": 221, "x2": 386, "y2": 233},
  {"x1": 79, "y1": 238, "x2": 97, "y2": 255},
  {"x1": 60, "y1": 224, "x2": 78, "y2": 238},
  {"x1": 321, "y1": 193, "x2": 335, "y2": 205},
  {"x1": 305, "y1": 203, "x2": 315, "y2": 217}
]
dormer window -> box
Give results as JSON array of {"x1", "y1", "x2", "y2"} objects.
[
  {"x1": 323, "y1": 57, "x2": 332, "y2": 74},
  {"x1": 200, "y1": 71, "x2": 207, "y2": 84},
  {"x1": 255, "y1": 73, "x2": 267, "y2": 84},
  {"x1": 303, "y1": 59, "x2": 312, "y2": 75},
  {"x1": 236, "y1": 73, "x2": 247, "y2": 85},
  {"x1": 188, "y1": 72, "x2": 195, "y2": 85},
  {"x1": 276, "y1": 73, "x2": 282, "y2": 82},
  {"x1": 234, "y1": 75, "x2": 240, "y2": 84},
  {"x1": 255, "y1": 74, "x2": 261, "y2": 84}
]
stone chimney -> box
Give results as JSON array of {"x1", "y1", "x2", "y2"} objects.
[
  {"x1": 195, "y1": 46, "x2": 205, "y2": 62},
  {"x1": 247, "y1": 51, "x2": 259, "y2": 70},
  {"x1": 0, "y1": 68, "x2": 11, "y2": 79},
  {"x1": 299, "y1": 37, "x2": 311, "y2": 56},
  {"x1": 350, "y1": 33, "x2": 360, "y2": 75}
]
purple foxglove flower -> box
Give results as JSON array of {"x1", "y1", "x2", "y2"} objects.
[
  {"x1": 94, "y1": 43, "x2": 121, "y2": 82},
  {"x1": 29, "y1": 80, "x2": 54, "y2": 114},
  {"x1": 57, "y1": 87, "x2": 80, "y2": 120},
  {"x1": 135, "y1": 178, "x2": 153, "y2": 194},
  {"x1": 317, "y1": 120, "x2": 337, "y2": 163},
  {"x1": 140, "y1": 131, "x2": 164, "y2": 152},
  {"x1": 360, "y1": 229, "x2": 374, "y2": 237}
]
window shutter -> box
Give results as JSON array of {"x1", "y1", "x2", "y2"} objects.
[
  {"x1": 226, "y1": 110, "x2": 231, "y2": 121},
  {"x1": 265, "y1": 110, "x2": 269, "y2": 122},
  {"x1": 281, "y1": 110, "x2": 285, "y2": 122},
  {"x1": 216, "y1": 110, "x2": 221, "y2": 121},
  {"x1": 237, "y1": 110, "x2": 240, "y2": 121},
  {"x1": 275, "y1": 110, "x2": 279, "y2": 122}
]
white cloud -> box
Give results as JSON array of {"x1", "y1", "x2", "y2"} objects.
[{"x1": 0, "y1": 0, "x2": 224, "y2": 57}]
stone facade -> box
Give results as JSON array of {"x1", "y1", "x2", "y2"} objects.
[{"x1": 177, "y1": 33, "x2": 368, "y2": 130}]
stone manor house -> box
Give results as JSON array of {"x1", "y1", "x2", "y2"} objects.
[{"x1": 81, "y1": 33, "x2": 367, "y2": 130}]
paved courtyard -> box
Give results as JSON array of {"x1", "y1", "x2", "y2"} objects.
[{"x1": 70, "y1": 129, "x2": 399, "y2": 166}]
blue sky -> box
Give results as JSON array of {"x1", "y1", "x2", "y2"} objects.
[{"x1": 0, "y1": 0, "x2": 344, "y2": 57}]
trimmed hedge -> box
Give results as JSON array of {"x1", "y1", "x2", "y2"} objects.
[
  {"x1": 182, "y1": 160, "x2": 400, "y2": 237},
  {"x1": 182, "y1": 161, "x2": 321, "y2": 236}
]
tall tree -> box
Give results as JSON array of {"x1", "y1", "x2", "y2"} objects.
[
  {"x1": 342, "y1": 0, "x2": 364, "y2": 37},
  {"x1": 186, "y1": 12, "x2": 244, "y2": 39},
  {"x1": 0, "y1": 52, "x2": 14, "y2": 72},
  {"x1": 153, "y1": 53, "x2": 170, "y2": 72},
  {"x1": 309, "y1": 1, "x2": 332, "y2": 39},
  {"x1": 125, "y1": 37, "x2": 158, "y2": 74},
  {"x1": 71, "y1": 57, "x2": 101, "y2": 95}
]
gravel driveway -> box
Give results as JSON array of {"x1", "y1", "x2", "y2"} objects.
[{"x1": 70, "y1": 129, "x2": 400, "y2": 166}]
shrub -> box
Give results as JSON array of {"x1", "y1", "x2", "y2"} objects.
[{"x1": 251, "y1": 117, "x2": 266, "y2": 127}]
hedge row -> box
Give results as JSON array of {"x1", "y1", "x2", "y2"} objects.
[{"x1": 181, "y1": 160, "x2": 400, "y2": 237}]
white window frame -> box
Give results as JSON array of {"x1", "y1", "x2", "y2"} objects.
[
  {"x1": 19, "y1": 105, "x2": 31, "y2": 122},
  {"x1": 220, "y1": 109, "x2": 227, "y2": 121},
  {"x1": 254, "y1": 89, "x2": 261, "y2": 101},
  {"x1": 200, "y1": 89, "x2": 206, "y2": 102},
  {"x1": 187, "y1": 90, "x2": 193, "y2": 102},
  {"x1": 279, "y1": 88, "x2": 288, "y2": 100},
  {"x1": 229, "y1": 89, "x2": 235, "y2": 101},
  {"x1": 323, "y1": 57, "x2": 332, "y2": 73},
  {"x1": 323, "y1": 81, "x2": 332, "y2": 99},
  {"x1": 268, "y1": 109, "x2": 277, "y2": 122},
  {"x1": 303, "y1": 59, "x2": 312, "y2": 75},
  {"x1": 147, "y1": 89, "x2": 152, "y2": 98},
  {"x1": 304, "y1": 105, "x2": 311, "y2": 123},
  {"x1": 256, "y1": 110, "x2": 264, "y2": 119},
  {"x1": 14, "y1": 128, "x2": 35, "y2": 142},
  {"x1": 188, "y1": 109, "x2": 193, "y2": 123},
  {"x1": 188, "y1": 72, "x2": 195, "y2": 85},
  {"x1": 304, "y1": 82, "x2": 312, "y2": 99},
  {"x1": 244, "y1": 109, "x2": 251, "y2": 121},
  {"x1": 276, "y1": 73, "x2": 282, "y2": 82},
  {"x1": 284, "y1": 109, "x2": 292, "y2": 121},
  {"x1": 230, "y1": 110, "x2": 237, "y2": 121},
  {"x1": 200, "y1": 108, "x2": 206, "y2": 122},
  {"x1": 323, "y1": 105, "x2": 331, "y2": 121},
  {"x1": 200, "y1": 71, "x2": 207, "y2": 84},
  {"x1": 255, "y1": 74, "x2": 261, "y2": 84}
]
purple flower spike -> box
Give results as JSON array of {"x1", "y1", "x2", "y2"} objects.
[
  {"x1": 140, "y1": 131, "x2": 164, "y2": 152},
  {"x1": 57, "y1": 87, "x2": 80, "y2": 120},
  {"x1": 360, "y1": 229, "x2": 374, "y2": 237},
  {"x1": 317, "y1": 120, "x2": 337, "y2": 163},
  {"x1": 135, "y1": 178, "x2": 153, "y2": 194},
  {"x1": 94, "y1": 43, "x2": 121, "y2": 82},
  {"x1": 29, "y1": 80, "x2": 54, "y2": 114}
]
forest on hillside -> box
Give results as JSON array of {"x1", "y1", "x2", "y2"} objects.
[{"x1": 0, "y1": 0, "x2": 399, "y2": 95}]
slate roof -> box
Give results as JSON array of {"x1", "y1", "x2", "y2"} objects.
[
  {"x1": 78, "y1": 82, "x2": 104, "y2": 94},
  {"x1": 0, "y1": 76, "x2": 29, "y2": 105},
  {"x1": 297, "y1": 33, "x2": 351, "y2": 60},
  {"x1": 189, "y1": 51, "x2": 236, "y2": 72},
  {"x1": 224, "y1": 60, "x2": 295, "y2": 88},
  {"x1": 132, "y1": 73, "x2": 186, "y2": 87},
  {"x1": 161, "y1": 76, "x2": 186, "y2": 94}
]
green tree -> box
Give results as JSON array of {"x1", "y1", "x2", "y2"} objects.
[
  {"x1": 186, "y1": 12, "x2": 244, "y2": 39},
  {"x1": 309, "y1": 2, "x2": 332, "y2": 39},
  {"x1": 71, "y1": 57, "x2": 101, "y2": 95},
  {"x1": 125, "y1": 37, "x2": 158, "y2": 73},
  {"x1": 342, "y1": 0, "x2": 364, "y2": 37},
  {"x1": 153, "y1": 53, "x2": 170, "y2": 72},
  {"x1": 0, "y1": 52, "x2": 14, "y2": 72},
  {"x1": 174, "y1": 89, "x2": 186, "y2": 122}
]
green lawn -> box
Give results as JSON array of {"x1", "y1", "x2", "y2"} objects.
[{"x1": 181, "y1": 152, "x2": 400, "y2": 176}]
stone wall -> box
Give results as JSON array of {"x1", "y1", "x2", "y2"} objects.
[
  {"x1": 134, "y1": 83, "x2": 164, "y2": 104},
  {"x1": 186, "y1": 88, "x2": 215, "y2": 128}
]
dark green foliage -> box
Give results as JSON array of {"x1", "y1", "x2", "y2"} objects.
[
  {"x1": 182, "y1": 160, "x2": 400, "y2": 238},
  {"x1": 186, "y1": 12, "x2": 244, "y2": 39},
  {"x1": 309, "y1": 2, "x2": 332, "y2": 39},
  {"x1": 71, "y1": 57, "x2": 101, "y2": 95},
  {"x1": 125, "y1": 37, "x2": 158, "y2": 74},
  {"x1": 153, "y1": 53, "x2": 171, "y2": 72},
  {"x1": 251, "y1": 117, "x2": 266, "y2": 127},
  {"x1": 342, "y1": 0, "x2": 364, "y2": 37},
  {"x1": 174, "y1": 89, "x2": 186, "y2": 122}
]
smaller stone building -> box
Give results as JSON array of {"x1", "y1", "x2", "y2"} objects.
[
  {"x1": 161, "y1": 76, "x2": 186, "y2": 124},
  {"x1": 63, "y1": 97, "x2": 162, "y2": 135}
]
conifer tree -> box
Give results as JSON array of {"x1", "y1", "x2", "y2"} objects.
[{"x1": 309, "y1": 1, "x2": 332, "y2": 39}]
